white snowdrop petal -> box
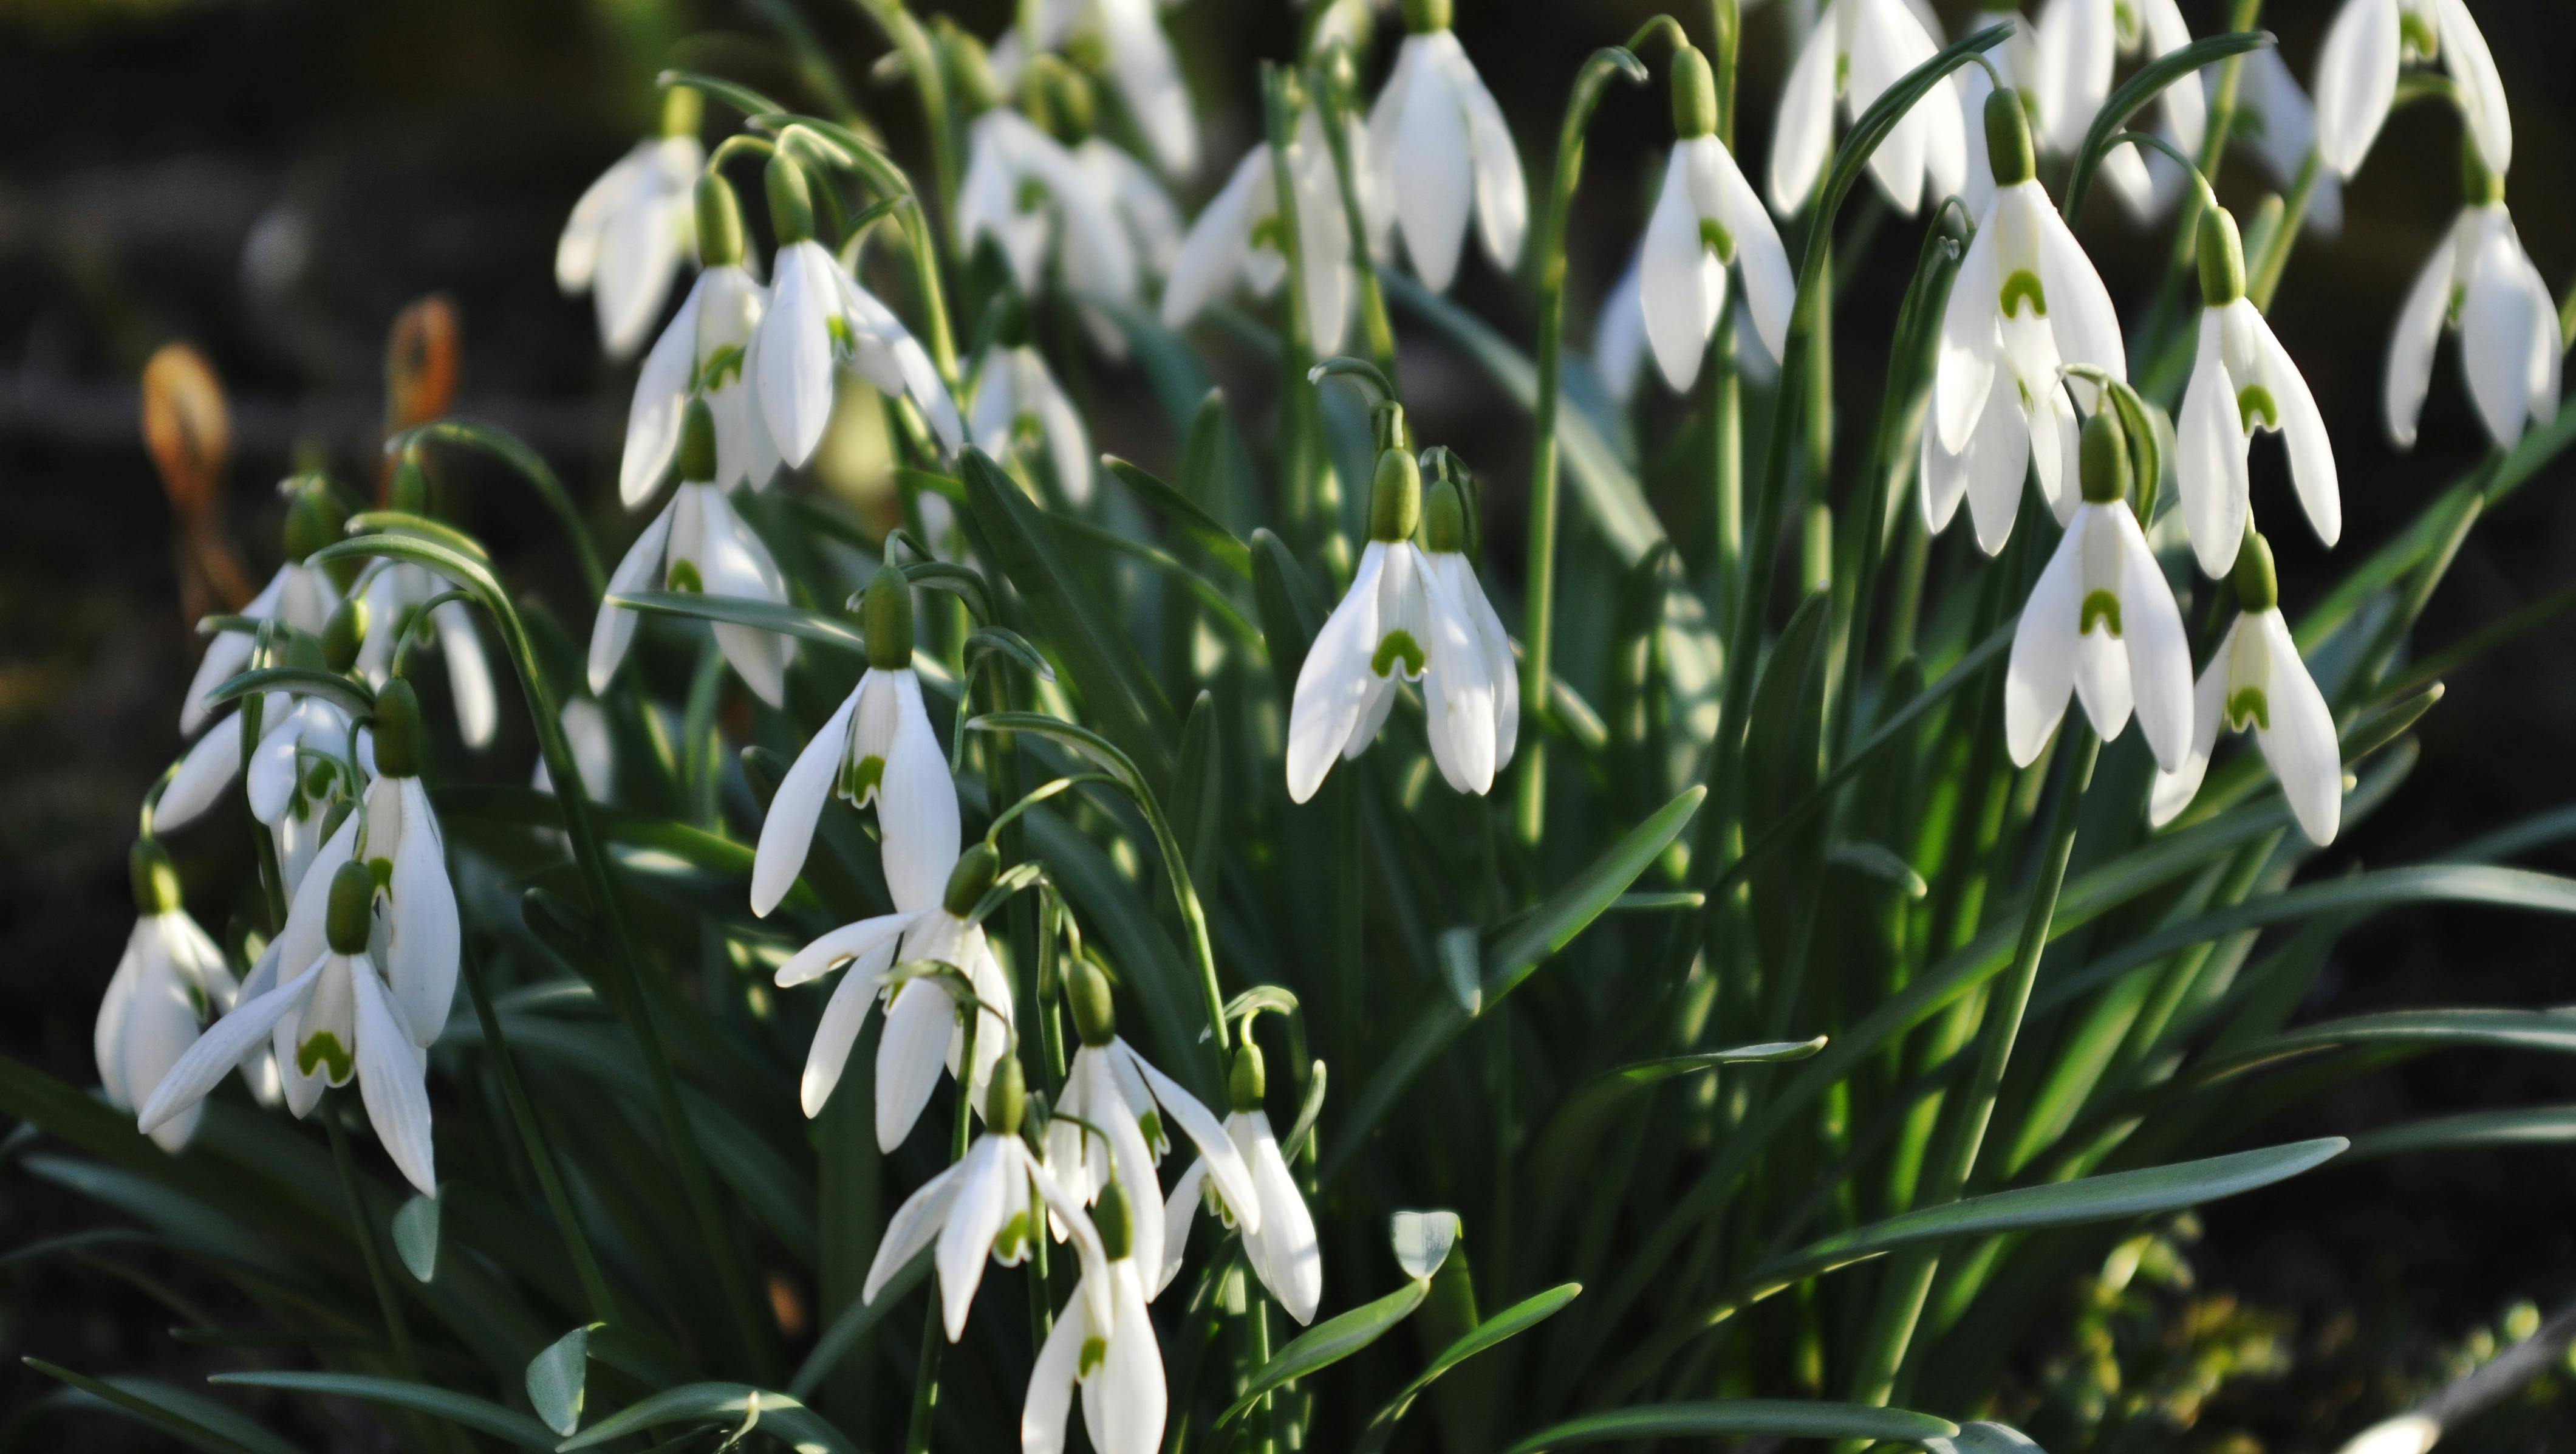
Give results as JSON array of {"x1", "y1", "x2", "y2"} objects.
[
  {"x1": 2112, "y1": 510, "x2": 2193, "y2": 772},
  {"x1": 1390, "y1": 38, "x2": 1475, "y2": 292},
  {"x1": 878, "y1": 673, "x2": 961, "y2": 915},
  {"x1": 865, "y1": 1159, "x2": 967, "y2": 1305},
  {"x1": 876, "y1": 977, "x2": 954, "y2": 1153},
  {"x1": 2004, "y1": 522, "x2": 2085, "y2": 767},
  {"x1": 799, "y1": 946, "x2": 895, "y2": 1117},
  {"x1": 388, "y1": 781, "x2": 458, "y2": 1048},
  {"x1": 1710, "y1": 140, "x2": 1797, "y2": 363},
  {"x1": 1164, "y1": 147, "x2": 1272, "y2": 329},
  {"x1": 1127, "y1": 1049, "x2": 1260, "y2": 1234},
  {"x1": 622, "y1": 276, "x2": 705, "y2": 507},
  {"x1": 138, "y1": 960, "x2": 321, "y2": 1135},
  {"x1": 752, "y1": 682, "x2": 864, "y2": 918},
  {"x1": 352, "y1": 959, "x2": 437, "y2": 1198},
  {"x1": 159, "y1": 710, "x2": 246, "y2": 832},
  {"x1": 2384, "y1": 223, "x2": 2460, "y2": 448},
  {"x1": 1639, "y1": 148, "x2": 1723, "y2": 394},
  {"x1": 2434, "y1": 0, "x2": 2511, "y2": 178},
  {"x1": 1152, "y1": 1158, "x2": 1211, "y2": 1299},
  {"x1": 935, "y1": 1141, "x2": 1006, "y2": 1340},
  {"x1": 2253, "y1": 611, "x2": 2343, "y2": 845},
  {"x1": 2461, "y1": 223, "x2": 2545, "y2": 448},
  {"x1": 1022, "y1": 1281, "x2": 1086, "y2": 1454},
  {"x1": 2177, "y1": 313, "x2": 2250, "y2": 580},
  {"x1": 2314, "y1": 0, "x2": 2399, "y2": 178},
  {"x1": 1769, "y1": 15, "x2": 1840, "y2": 213},
  {"x1": 1963, "y1": 383, "x2": 2035, "y2": 557},
  {"x1": 1436, "y1": 32, "x2": 1526, "y2": 272},
  {"x1": 587, "y1": 501, "x2": 677, "y2": 694},
  {"x1": 2150, "y1": 632, "x2": 2233, "y2": 828},
  {"x1": 1934, "y1": 221, "x2": 2003, "y2": 451},
  {"x1": 2249, "y1": 309, "x2": 2340, "y2": 548},
  {"x1": 1286, "y1": 543, "x2": 1390, "y2": 803},
  {"x1": 1235, "y1": 1112, "x2": 1322, "y2": 1323}
]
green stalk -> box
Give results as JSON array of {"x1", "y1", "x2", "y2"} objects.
[
  {"x1": 849, "y1": 0, "x2": 960, "y2": 268},
  {"x1": 460, "y1": 945, "x2": 620, "y2": 1326},
  {"x1": 1310, "y1": 61, "x2": 1399, "y2": 388},
  {"x1": 2153, "y1": 0, "x2": 2261, "y2": 314},
  {"x1": 1711, "y1": 309, "x2": 1746, "y2": 643},
  {"x1": 1517, "y1": 43, "x2": 1648, "y2": 846},
  {"x1": 906, "y1": 1007, "x2": 981, "y2": 1454},
  {"x1": 1260, "y1": 66, "x2": 1324, "y2": 545},
  {"x1": 324, "y1": 1107, "x2": 457, "y2": 1454},
  {"x1": 2247, "y1": 147, "x2": 2323, "y2": 311}
]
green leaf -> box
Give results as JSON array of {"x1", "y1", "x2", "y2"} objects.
[
  {"x1": 1502, "y1": 1399, "x2": 1960, "y2": 1453},
  {"x1": 1529, "y1": 1041, "x2": 1826, "y2": 1190},
  {"x1": 2197, "y1": 1009, "x2": 2576, "y2": 1083},
  {"x1": 2345, "y1": 1103, "x2": 2576, "y2": 1161},
  {"x1": 27, "y1": 1361, "x2": 307, "y2": 1454},
  {"x1": 1218, "y1": 1279, "x2": 1433, "y2": 1426},
  {"x1": 209, "y1": 1371, "x2": 558, "y2": 1450},
  {"x1": 606, "y1": 591, "x2": 866, "y2": 656},
  {"x1": 2062, "y1": 30, "x2": 2277, "y2": 219},
  {"x1": 554, "y1": 1382, "x2": 857, "y2": 1453},
  {"x1": 1359, "y1": 1284, "x2": 1584, "y2": 1452},
  {"x1": 1250, "y1": 527, "x2": 1327, "y2": 702},
  {"x1": 202, "y1": 667, "x2": 377, "y2": 720},
  {"x1": 1104, "y1": 454, "x2": 1253, "y2": 578},
  {"x1": 789, "y1": 1247, "x2": 929, "y2": 1399},
  {"x1": 655, "y1": 67, "x2": 790, "y2": 119},
  {"x1": 527, "y1": 1324, "x2": 598, "y2": 1437},
  {"x1": 344, "y1": 510, "x2": 497, "y2": 572},
  {"x1": 1172, "y1": 691, "x2": 1223, "y2": 890},
  {"x1": 390, "y1": 1192, "x2": 439, "y2": 1283},
  {"x1": 1927, "y1": 1422, "x2": 2048, "y2": 1453},
  {"x1": 1047, "y1": 512, "x2": 1263, "y2": 648},
  {"x1": 388, "y1": 419, "x2": 605, "y2": 597}
]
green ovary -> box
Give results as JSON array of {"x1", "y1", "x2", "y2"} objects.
[
  {"x1": 2000, "y1": 269, "x2": 2048, "y2": 319},
  {"x1": 298, "y1": 1031, "x2": 354, "y2": 1083},
  {"x1": 2227, "y1": 687, "x2": 2271, "y2": 731},
  {"x1": 1372, "y1": 629, "x2": 1426, "y2": 679},
  {"x1": 2079, "y1": 590, "x2": 2122, "y2": 638},
  {"x1": 2236, "y1": 385, "x2": 2278, "y2": 433}
]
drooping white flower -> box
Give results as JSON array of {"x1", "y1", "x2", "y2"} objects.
[
  {"x1": 957, "y1": 108, "x2": 1144, "y2": 352},
  {"x1": 2175, "y1": 208, "x2": 2338, "y2": 579},
  {"x1": 1364, "y1": 3, "x2": 1525, "y2": 292},
  {"x1": 556, "y1": 98, "x2": 703, "y2": 361},
  {"x1": 1163, "y1": 108, "x2": 1363, "y2": 355},
  {"x1": 2004, "y1": 413, "x2": 2194, "y2": 772},
  {"x1": 1025, "y1": 1180, "x2": 1166, "y2": 1454},
  {"x1": 2079, "y1": 0, "x2": 2212, "y2": 219},
  {"x1": 864, "y1": 1059, "x2": 1114, "y2": 1342},
  {"x1": 588, "y1": 399, "x2": 796, "y2": 707},
  {"x1": 1925, "y1": 91, "x2": 2122, "y2": 554},
  {"x1": 531, "y1": 698, "x2": 615, "y2": 801},
  {"x1": 992, "y1": 0, "x2": 1200, "y2": 177},
  {"x1": 1153, "y1": 1042, "x2": 1322, "y2": 1323},
  {"x1": 178, "y1": 540, "x2": 340, "y2": 736},
  {"x1": 242, "y1": 693, "x2": 368, "y2": 893},
  {"x1": 2385, "y1": 185, "x2": 2563, "y2": 451},
  {"x1": 1597, "y1": 251, "x2": 1777, "y2": 405},
  {"x1": 2113, "y1": 47, "x2": 2342, "y2": 234},
  {"x1": 776, "y1": 846, "x2": 1016, "y2": 1151},
  {"x1": 1952, "y1": 12, "x2": 2043, "y2": 222},
  {"x1": 1075, "y1": 139, "x2": 1184, "y2": 276},
  {"x1": 1631, "y1": 46, "x2": 1796, "y2": 395},
  {"x1": 752, "y1": 568, "x2": 958, "y2": 918},
  {"x1": 972, "y1": 343, "x2": 1094, "y2": 504},
  {"x1": 1286, "y1": 447, "x2": 1506, "y2": 803},
  {"x1": 746, "y1": 156, "x2": 963, "y2": 471},
  {"x1": 623, "y1": 176, "x2": 777, "y2": 502},
  {"x1": 97, "y1": 842, "x2": 242, "y2": 1152},
  {"x1": 2150, "y1": 532, "x2": 2342, "y2": 845},
  {"x1": 2314, "y1": 0, "x2": 2509, "y2": 181},
  {"x1": 1771, "y1": 0, "x2": 1967, "y2": 216},
  {"x1": 352, "y1": 564, "x2": 496, "y2": 750}
]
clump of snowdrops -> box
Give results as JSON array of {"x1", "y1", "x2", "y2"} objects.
[{"x1": 20, "y1": 0, "x2": 2576, "y2": 1450}]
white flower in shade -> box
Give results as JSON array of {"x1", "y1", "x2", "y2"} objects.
[
  {"x1": 354, "y1": 564, "x2": 496, "y2": 750},
  {"x1": 972, "y1": 344, "x2": 1094, "y2": 504},
  {"x1": 556, "y1": 101, "x2": 703, "y2": 361},
  {"x1": 864, "y1": 1060, "x2": 1115, "y2": 1342},
  {"x1": 2314, "y1": 0, "x2": 2509, "y2": 181},
  {"x1": 532, "y1": 698, "x2": 615, "y2": 801},
  {"x1": 1365, "y1": 1, "x2": 1525, "y2": 292},
  {"x1": 1025, "y1": 1180, "x2": 1166, "y2": 1454},
  {"x1": 243, "y1": 694, "x2": 368, "y2": 894},
  {"x1": 179, "y1": 556, "x2": 339, "y2": 738},
  {"x1": 1044, "y1": 960, "x2": 1263, "y2": 1294},
  {"x1": 1286, "y1": 448, "x2": 1506, "y2": 804},
  {"x1": 2386, "y1": 184, "x2": 2563, "y2": 451},
  {"x1": 1771, "y1": 0, "x2": 1966, "y2": 216},
  {"x1": 1076, "y1": 139, "x2": 1184, "y2": 276},
  {"x1": 1597, "y1": 251, "x2": 1777, "y2": 404},
  {"x1": 2175, "y1": 208, "x2": 2338, "y2": 579},
  {"x1": 992, "y1": 0, "x2": 1199, "y2": 178},
  {"x1": 589, "y1": 400, "x2": 796, "y2": 707},
  {"x1": 1927, "y1": 91, "x2": 2125, "y2": 555},
  {"x1": 2150, "y1": 533, "x2": 2342, "y2": 845},
  {"x1": 1153, "y1": 1042, "x2": 1322, "y2": 1324},
  {"x1": 1632, "y1": 47, "x2": 1796, "y2": 395},
  {"x1": 775, "y1": 846, "x2": 1016, "y2": 1151},
  {"x1": 1163, "y1": 108, "x2": 1361, "y2": 355},
  {"x1": 138, "y1": 858, "x2": 437, "y2": 1196},
  {"x1": 747, "y1": 156, "x2": 964, "y2": 470},
  {"x1": 97, "y1": 842, "x2": 241, "y2": 1153},
  {"x1": 958, "y1": 109, "x2": 1143, "y2": 344},
  {"x1": 2111, "y1": 49, "x2": 2342, "y2": 235},
  {"x1": 2081, "y1": 0, "x2": 2211, "y2": 219},
  {"x1": 2004, "y1": 413, "x2": 2193, "y2": 772},
  {"x1": 624, "y1": 176, "x2": 777, "y2": 502},
  {"x1": 752, "y1": 569, "x2": 958, "y2": 919}
]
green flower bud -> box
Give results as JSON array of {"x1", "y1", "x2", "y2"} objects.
[
  {"x1": 373, "y1": 677, "x2": 425, "y2": 778},
  {"x1": 943, "y1": 842, "x2": 1001, "y2": 918},
  {"x1": 1423, "y1": 475, "x2": 1469, "y2": 554},
  {"x1": 322, "y1": 597, "x2": 367, "y2": 674},
  {"x1": 281, "y1": 476, "x2": 348, "y2": 564},
  {"x1": 1067, "y1": 956, "x2": 1116, "y2": 1047},
  {"x1": 2196, "y1": 205, "x2": 2247, "y2": 307},
  {"x1": 1670, "y1": 44, "x2": 1718, "y2": 140},
  {"x1": 677, "y1": 397, "x2": 719, "y2": 483},
  {"x1": 2234, "y1": 528, "x2": 2278, "y2": 614},
  {"x1": 766, "y1": 153, "x2": 815, "y2": 247},
  {"x1": 326, "y1": 859, "x2": 377, "y2": 956},
  {"x1": 1400, "y1": 0, "x2": 1450, "y2": 34},
  {"x1": 284, "y1": 628, "x2": 327, "y2": 673},
  {"x1": 1095, "y1": 1178, "x2": 1135, "y2": 1261},
  {"x1": 1984, "y1": 87, "x2": 2035, "y2": 188},
  {"x1": 986, "y1": 1055, "x2": 1027, "y2": 1136},
  {"x1": 1229, "y1": 1041, "x2": 1266, "y2": 1113},
  {"x1": 387, "y1": 452, "x2": 431, "y2": 515},
  {"x1": 2079, "y1": 410, "x2": 2131, "y2": 505},
  {"x1": 941, "y1": 23, "x2": 1005, "y2": 115},
  {"x1": 861, "y1": 565, "x2": 914, "y2": 670},
  {"x1": 1369, "y1": 448, "x2": 1422, "y2": 543},
  {"x1": 1032, "y1": 58, "x2": 1097, "y2": 145},
  {"x1": 130, "y1": 838, "x2": 182, "y2": 916},
  {"x1": 696, "y1": 173, "x2": 746, "y2": 269},
  {"x1": 660, "y1": 84, "x2": 703, "y2": 142}
]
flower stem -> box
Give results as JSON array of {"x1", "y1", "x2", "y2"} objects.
[
  {"x1": 1260, "y1": 66, "x2": 1323, "y2": 547},
  {"x1": 905, "y1": 1007, "x2": 981, "y2": 1454},
  {"x1": 324, "y1": 1104, "x2": 434, "y2": 1453},
  {"x1": 1309, "y1": 63, "x2": 1399, "y2": 389},
  {"x1": 2248, "y1": 146, "x2": 2323, "y2": 312}
]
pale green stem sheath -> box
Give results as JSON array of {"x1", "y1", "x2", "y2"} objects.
[
  {"x1": 1711, "y1": 311, "x2": 1745, "y2": 642},
  {"x1": 2160, "y1": 1, "x2": 2261, "y2": 290},
  {"x1": 904, "y1": 1007, "x2": 979, "y2": 1454},
  {"x1": 1309, "y1": 62, "x2": 1399, "y2": 388},
  {"x1": 2247, "y1": 147, "x2": 2323, "y2": 310},
  {"x1": 1516, "y1": 42, "x2": 1648, "y2": 847}
]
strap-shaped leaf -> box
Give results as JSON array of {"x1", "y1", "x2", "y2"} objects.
[
  {"x1": 386, "y1": 420, "x2": 603, "y2": 597},
  {"x1": 1356, "y1": 1283, "x2": 1584, "y2": 1453},
  {"x1": 788, "y1": 1247, "x2": 928, "y2": 1399},
  {"x1": 1503, "y1": 1399, "x2": 1959, "y2": 1453},
  {"x1": 1104, "y1": 454, "x2": 1253, "y2": 578},
  {"x1": 554, "y1": 1382, "x2": 856, "y2": 1452},
  {"x1": 210, "y1": 1370, "x2": 556, "y2": 1450},
  {"x1": 2060, "y1": 30, "x2": 2276, "y2": 219},
  {"x1": 1047, "y1": 512, "x2": 1263, "y2": 647},
  {"x1": 30, "y1": 1362, "x2": 306, "y2": 1454},
  {"x1": 202, "y1": 667, "x2": 375, "y2": 720},
  {"x1": 1217, "y1": 1278, "x2": 1432, "y2": 1426},
  {"x1": 606, "y1": 590, "x2": 866, "y2": 656}
]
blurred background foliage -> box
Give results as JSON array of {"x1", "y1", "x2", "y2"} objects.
[{"x1": 4, "y1": 0, "x2": 2576, "y2": 1448}]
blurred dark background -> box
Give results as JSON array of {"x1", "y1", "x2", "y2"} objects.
[{"x1": 4, "y1": 0, "x2": 2575, "y2": 1447}]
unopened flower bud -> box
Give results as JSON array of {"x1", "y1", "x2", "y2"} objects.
[
  {"x1": 696, "y1": 173, "x2": 746, "y2": 269},
  {"x1": 660, "y1": 84, "x2": 703, "y2": 141},
  {"x1": 2234, "y1": 529, "x2": 2278, "y2": 613},
  {"x1": 1670, "y1": 44, "x2": 1718, "y2": 140},
  {"x1": 374, "y1": 678, "x2": 426, "y2": 778},
  {"x1": 941, "y1": 24, "x2": 1005, "y2": 115},
  {"x1": 281, "y1": 476, "x2": 348, "y2": 564},
  {"x1": 986, "y1": 1055, "x2": 1027, "y2": 1136},
  {"x1": 1229, "y1": 1041, "x2": 1266, "y2": 1112},
  {"x1": 2196, "y1": 206, "x2": 2246, "y2": 308},
  {"x1": 677, "y1": 398, "x2": 719, "y2": 484},
  {"x1": 860, "y1": 566, "x2": 914, "y2": 670},
  {"x1": 766, "y1": 153, "x2": 815, "y2": 247},
  {"x1": 1031, "y1": 59, "x2": 1097, "y2": 145},
  {"x1": 2079, "y1": 410, "x2": 2131, "y2": 505},
  {"x1": 1067, "y1": 956, "x2": 1116, "y2": 1047},
  {"x1": 1369, "y1": 448, "x2": 1422, "y2": 543},
  {"x1": 141, "y1": 344, "x2": 230, "y2": 521},
  {"x1": 1400, "y1": 0, "x2": 1450, "y2": 35},
  {"x1": 1095, "y1": 1178, "x2": 1135, "y2": 1261},
  {"x1": 326, "y1": 859, "x2": 377, "y2": 956},
  {"x1": 944, "y1": 842, "x2": 1000, "y2": 917},
  {"x1": 323, "y1": 597, "x2": 367, "y2": 674},
  {"x1": 1984, "y1": 87, "x2": 2035, "y2": 188},
  {"x1": 130, "y1": 838, "x2": 182, "y2": 916},
  {"x1": 387, "y1": 452, "x2": 431, "y2": 515},
  {"x1": 1423, "y1": 475, "x2": 1469, "y2": 554}
]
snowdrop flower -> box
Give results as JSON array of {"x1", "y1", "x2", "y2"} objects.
[
  {"x1": 1951, "y1": 7, "x2": 2042, "y2": 221},
  {"x1": 2079, "y1": 0, "x2": 2209, "y2": 219},
  {"x1": 1597, "y1": 252, "x2": 1777, "y2": 404},
  {"x1": 2176, "y1": 208, "x2": 2337, "y2": 578},
  {"x1": 1153, "y1": 1041, "x2": 1322, "y2": 1323},
  {"x1": 96, "y1": 841, "x2": 241, "y2": 1152},
  {"x1": 1025, "y1": 1179, "x2": 1166, "y2": 1454},
  {"x1": 1630, "y1": 45, "x2": 1796, "y2": 394},
  {"x1": 140, "y1": 858, "x2": 437, "y2": 1196},
  {"x1": 957, "y1": 99, "x2": 1144, "y2": 350},
  {"x1": 1286, "y1": 439, "x2": 1506, "y2": 803},
  {"x1": 2314, "y1": 0, "x2": 2509, "y2": 181},
  {"x1": 1163, "y1": 106, "x2": 1359, "y2": 354},
  {"x1": 1364, "y1": 0, "x2": 1525, "y2": 292},
  {"x1": 243, "y1": 690, "x2": 367, "y2": 895},
  {"x1": 2004, "y1": 411, "x2": 2193, "y2": 771},
  {"x1": 1925, "y1": 92, "x2": 2123, "y2": 554},
  {"x1": 1771, "y1": 0, "x2": 1966, "y2": 216},
  {"x1": 354, "y1": 562, "x2": 495, "y2": 752},
  {"x1": 2113, "y1": 49, "x2": 2342, "y2": 234},
  {"x1": 557, "y1": 88, "x2": 704, "y2": 361},
  {"x1": 746, "y1": 154, "x2": 963, "y2": 472},
  {"x1": 1045, "y1": 959, "x2": 1262, "y2": 1292},
  {"x1": 752, "y1": 568, "x2": 958, "y2": 918},
  {"x1": 2150, "y1": 532, "x2": 2342, "y2": 845},
  {"x1": 776, "y1": 845, "x2": 1016, "y2": 1150},
  {"x1": 864, "y1": 1059, "x2": 1115, "y2": 1342},
  {"x1": 588, "y1": 399, "x2": 796, "y2": 707},
  {"x1": 972, "y1": 342, "x2": 1093, "y2": 504},
  {"x1": 623, "y1": 174, "x2": 777, "y2": 502},
  {"x1": 531, "y1": 698, "x2": 615, "y2": 801},
  {"x1": 993, "y1": 0, "x2": 1199, "y2": 177},
  {"x1": 2385, "y1": 156, "x2": 2562, "y2": 451},
  {"x1": 1075, "y1": 138, "x2": 1184, "y2": 276},
  {"x1": 177, "y1": 479, "x2": 344, "y2": 736}
]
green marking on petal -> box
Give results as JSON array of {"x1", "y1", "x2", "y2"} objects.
[
  {"x1": 995, "y1": 1212, "x2": 1030, "y2": 1260},
  {"x1": 1372, "y1": 629, "x2": 1426, "y2": 680},
  {"x1": 368, "y1": 856, "x2": 395, "y2": 892},
  {"x1": 2079, "y1": 590, "x2": 2123, "y2": 638},
  {"x1": 2446, "y1": 284, "x2": 2466, "y2": 327},
  {"x1": 696, "y1": 343, "x2": 745, "y2": 393},
  {"x1": 2227, "y1": 687, "x2": 2272, "y2": 731},
  {"x1": 185, "y1": 980, "x2": 210, "y2": 1019},
  {"x1": 2400, "y1": 9, "x2": 2438, "y2": 59},
  {"x1": 1698, "y1": 217, "x2": 1735, "y2": 264},
  {"x1": 1834, "y1": 52, "x2": 1849, "y2": 95},
  {"x1": 841, "y1": 753, "x2": 884, "y2": 804},
  {"x1": 1249, "y1": 215, "x2": 1285, "y2": 254},
  {"x1": 2000, "y1": 269, "x2": 2049, "y2": 320},
  {"x1": 298, "y1": 1031, "x2": 354, "y2": 1083},
  {"x1": 666, "y1": 559, "x2": 704, "y2": 594},
  {"x1": 2236, "y1": 385, "x2": 2279, "y2": 433},
  {"x1": 824, "y1": 313, "x2": 855, "y2": 355},
  {"x1": 1016, "y1": 176, "x2": 1050, "y2": 215},
  {"x1": 1079, "y1": 1336, "x2": 1109, "y2": 1377},
  {"x1": 1137, "y1": 1109, "x2": 1166, "y2": 1154}
]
